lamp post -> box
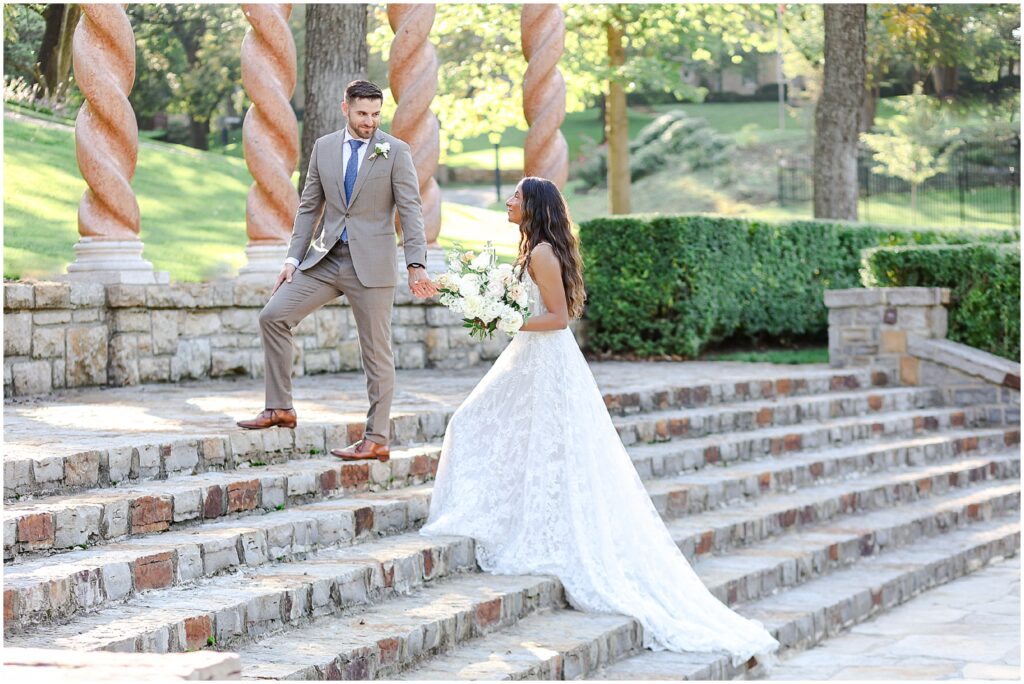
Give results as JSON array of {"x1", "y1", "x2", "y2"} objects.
[{"x1": 489, "y1": 131, "x2": 502, "y2": 203}]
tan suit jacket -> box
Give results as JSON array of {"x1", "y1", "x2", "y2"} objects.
[{"x1": 287, "y1": 128, "x2": 428, "y2": 287}]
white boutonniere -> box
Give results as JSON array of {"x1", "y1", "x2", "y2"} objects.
[{"x1": 369, "y1": 142, "x2": 390, "y2": 160}]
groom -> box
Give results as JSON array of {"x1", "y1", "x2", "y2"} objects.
[{"x1": 237, "y1": 80, "x2": 437, "y2": 462}]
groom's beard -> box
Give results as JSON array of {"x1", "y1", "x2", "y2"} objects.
[{"x1": 348, "y1": 122, "x2": 378, "y2": 140}]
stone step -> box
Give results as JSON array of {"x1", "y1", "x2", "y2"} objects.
[
  {"x1": 3, "y1": 448, "x2": 439, "y2": 562},
  {"x1": 629, "y1": 404, "x2": 1008, "y2": 479},
  {"x1": 4, "y1": 532, "x2": 481, "y2": 651},
  {"x1": 691, "y1": 479, "x2": 1021, "y2": 606},
  {"x1": 396, "y1": 481, "x2": 1019, "y2": 682},
  {"x1": 613, "y1": 386, "x2": 939, "y2": 446},
  {"x1": 645, "y1": 426, "x2": 1017, "y2": 519},
  {"x1": 3, "y1": 647, "x2": 241, "y2": 681},
  {"x1": 600, "y1": 368, "x2": 877, "y2": 418},
  {"x1": 591, "y1": 516, "x2": 1021, "y2": 680},
  {"x1": 666, "y1": 450, "x2": 1020, "y2": 559},
  {"x1": 2, "y1": 410, "x2": 453, "y2": 502},
  {"x1": 11, "y1": 401, "x2": 999, "y2": 565},
  {"x1": 3, "y1": 487, "x2": 434, "y2": 632},
  {"x1": 234, "y1": 572, "x2": 567, "y2": 680},
  {"x1": 4, "y1": 367, "x2": 876, "y2": 501},
  {"x1": 394, "y1": 609, "x2": 642, "y2": 680}
]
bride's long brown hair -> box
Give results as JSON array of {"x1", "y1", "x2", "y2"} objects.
[{"x1": 514, "y1": 176, "x2": 587, "y2": 320}]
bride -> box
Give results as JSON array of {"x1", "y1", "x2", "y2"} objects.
[{"x1": 421, "y1": 176, "x2": 780, "y2": 669}]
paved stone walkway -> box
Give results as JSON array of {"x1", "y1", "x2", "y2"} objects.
[
  {"x1": 3, "y1": 360, "x2": 824, "y2": 462},
  {"x1": 766, "y1": 555, "x2": 1021, "y2": 680}
]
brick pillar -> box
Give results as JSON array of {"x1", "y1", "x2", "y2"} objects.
[
  {"x1": 238, "y1": 3, "x2": 299, "y2": 278},
  {"x1": 824, "y1": 287, "x2": 950, "y2": 385},
  {"x1": 66, "y1": 4, "x2": 166, "y2": 285}
]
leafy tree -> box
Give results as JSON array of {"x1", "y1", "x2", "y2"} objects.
[
  {"x1": 368, "y1": 3, "x2": 774, "y2": 215},
  {"x1": 860, "y1": 84, "x2": 964, "y2": 224},
  {"x1": 127, "y1": 3, "x2": 246, "y2": 149},
  {"x1": 4, "y1": 4, "x2": 46, "y2": 85}
]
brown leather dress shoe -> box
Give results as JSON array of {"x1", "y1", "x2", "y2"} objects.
[
  {"x1": 331, "y1": 439, "x2": 391, "y2": 462},
  {"x1": 236, "y1": 408, "x2": 297, "y2": 430}
]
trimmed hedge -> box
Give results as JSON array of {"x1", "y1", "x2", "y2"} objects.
[
  {"x1": 863, "y1": 243, "x2": 1020, "y2": 361},
  {"x1": 578, "y1": 215, "x2": 1018, "y2": 358}
]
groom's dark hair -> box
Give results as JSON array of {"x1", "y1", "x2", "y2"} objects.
[{"x1": 345, "y1": 80, "x2": 384, "y2": 103}]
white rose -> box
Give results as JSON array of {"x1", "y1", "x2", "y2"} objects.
[
  {"x1": 470, "y1": 252, "x2": 491, "y2": 272},
  {"x1": 449, "y1": 297, "x2": 466, "y2": 314},
  {"x1": 478, "y1": 298, "x2": 504, "y2": 323},
  {"x1": 485, "y1": 277, "x2": 505, "y2": 298},
  {"x1": 508, "y1": 283, "x2": 529, "y2": 308},
  {"x1": 462, "y1": 295, "x2": 484, "y2": 319},
  {"x1": 436, "y1": 272, "x2": 457, "y2": 291},
  {"x1": 458, "y1": 273, "x2": 481, "y2": 295},
  {"x1": 497, "y1": 310, "x2": 524, "y2": 335}
]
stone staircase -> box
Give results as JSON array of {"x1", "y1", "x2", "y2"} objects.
[{"x1": 4, "y1": 365, "x2": 1019, "y2": 680}]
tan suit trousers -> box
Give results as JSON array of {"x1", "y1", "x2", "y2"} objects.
[{"x1": 259, "y1": 241, "x2": 396, "y2": 445}]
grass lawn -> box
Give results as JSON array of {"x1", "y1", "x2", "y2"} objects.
[
  {"x1": 699, "y1": 347, "x2": 829, "y2": 364},
  {"x1": 3, "y1": 112, "x2": 514, "y2": 281}
]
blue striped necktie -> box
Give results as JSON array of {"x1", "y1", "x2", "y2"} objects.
[{"x1": 341, "y1": 139, "x2": 364, "y2": 243}]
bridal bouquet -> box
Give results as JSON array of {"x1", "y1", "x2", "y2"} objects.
[{"x1": 433, "y1": 241, "x2": 531, "y2": 340}]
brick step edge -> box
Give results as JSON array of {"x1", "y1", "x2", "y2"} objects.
[
  {"x1": 632, "y1": 406, "x2": 1013, "y2": 480},
  {"x1": 671, "y1": 452, "x2": 1020, "y2": 559},
  {"x1": 5, "y1": 449, "x2": 442, "y2": 561},
  {"x1": 2, "y1": 647, "x2": 241, "y2": 681},
  {"x1": 615, "y1": 386, "x2": 939, "y2": 446},
  {"x1": 4, "y1": 494, "x2": 437, "y2": 633},
  {"x1": 5, "y1": 370, "x2": 879, "y2": 501},
  {"x1": 697, "y1": 484, "x2": 1021, "y2": 607},
  {"x1": 393, "y1": 610, "x2": 644, "y2": 681},
  {"x1": 649, "y1": 428, "x2": 1018, "y2": 519},
  {"x1": 234, "y1": 574, "x2": 567, "y2": 680}
]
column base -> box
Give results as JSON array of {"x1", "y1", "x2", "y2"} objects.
[
  {"x1": 238, "y1": 243, "x2": 289, "y2": 280},
  {"x1": 64, "y1": 239, "x2": 169, "y2": 285}
]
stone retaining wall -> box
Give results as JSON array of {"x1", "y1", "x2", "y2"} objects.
[
  {"x1": 826, "y1": 286, "x2": 1020, "y2": 425},
  {"x1": 3, "y1": 280, "x2": 510, "y2": 398}
]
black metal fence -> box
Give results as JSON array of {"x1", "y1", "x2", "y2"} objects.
[{"x1": 778, "y1": 137, "x2": 1020, "y2": 227}]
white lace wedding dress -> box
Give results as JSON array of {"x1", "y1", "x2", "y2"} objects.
[{"x1": 420, "y1": 271, "x2": 780, "y2": 669}]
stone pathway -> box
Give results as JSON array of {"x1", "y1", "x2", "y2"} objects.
[
  {"x1": 765, "y1": 555, "x2": 1021, "y2": 680},
  {"x1": 3, "y1": 359, "x2": 819, "y2": 463}
]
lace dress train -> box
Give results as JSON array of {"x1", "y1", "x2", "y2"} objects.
[{"x1": 420, "y1": 275, "x2": 780, "y2": 669}]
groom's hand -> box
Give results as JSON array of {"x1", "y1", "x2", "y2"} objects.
[
  {"x1": 272, "y1": 264, "x2": 295, "y2": 295},
  {"x1": 408, "y1": 267, "x2": 437, "y2": 299}
]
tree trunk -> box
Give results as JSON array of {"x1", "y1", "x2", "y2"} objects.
[
  {"x1": 813, "y1": 4, "x2": 866, "y2": 221},
  {"x1": 860, "y1": 84, "x2": 879, "y2": 133},
  {"x1": 299, "y1": 4, "x2": 367, "y2": 190},
  {"x1": 606, "y1": 19, "x2": 630, "y2": 215},
  {"x1": 930, "y1": 63, "x2": 958, "y2": 99},
  {"x1": 35, "y1": 3, "x2": 81, "y2": 100},
  {"x1": 189, "y1": 117, "x2": 210, "y2": 150}
]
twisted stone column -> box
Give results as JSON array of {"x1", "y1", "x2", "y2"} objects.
[
  {"x1": 521, "y1": 4, "x2": 568, "y2": 189},
  {"x1": 239, "y1": 3, "x2": 299, "y2": 277},
  {"x1": 67, "y1": 4, "x2": 162, "y2": 283},
  {"x1": 387, "y1": 4, "x2": 441, "y2": 251}
]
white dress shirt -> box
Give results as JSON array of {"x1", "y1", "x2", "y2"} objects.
[{"x1": 284, "y1": 128, "x2": 372, "y2": 268}]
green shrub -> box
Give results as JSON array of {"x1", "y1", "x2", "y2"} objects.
[
  {"x1": 579, "y1": 215, "x2": 1017, "y2": 358},
  {"x1": 863, "y1": 243, "x2": 1020, "y2": 360}
]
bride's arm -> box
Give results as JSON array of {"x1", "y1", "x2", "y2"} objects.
[{"x1": 518, "y1": 244, "x2": 569, "y2": 331}]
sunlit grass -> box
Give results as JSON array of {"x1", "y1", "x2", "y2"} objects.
[{"x1": 4, "y1": 114, "x2": 523, "y2": 280}]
